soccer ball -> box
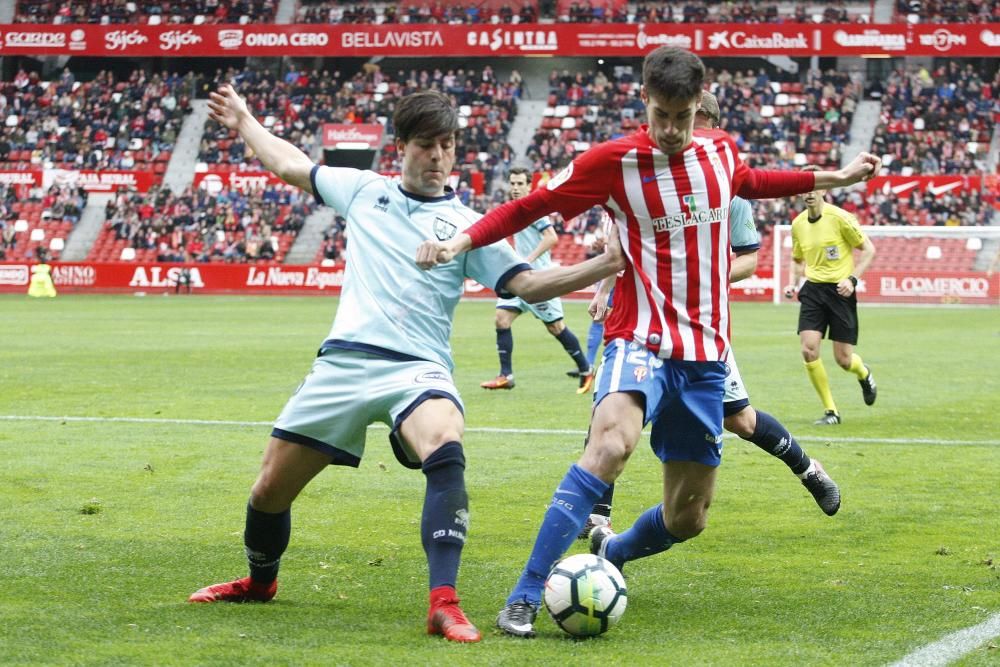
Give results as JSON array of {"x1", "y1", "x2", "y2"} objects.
[{"x1": 543, "y1": 553, "x2": 628, "y2": 637}]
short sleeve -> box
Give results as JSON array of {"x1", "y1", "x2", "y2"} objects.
[
  {"x1": 533, "y1": 217, "x2": 553, "y2": 233},
  {"x1": 840, "y1": 212, "x2": 866, "y2": 248},
  {"x1": 310, "y1": 165, "x2": 378, "y2": 213},
  {"x1": 791, "y1": 221, "x2": 803, "y2": 260},
  {"x1": 464, "y1": 241, "x2": 531, "y2": 298},
  {"x1": 728, "y1": 198, "x2": 760, "y2": 251}
]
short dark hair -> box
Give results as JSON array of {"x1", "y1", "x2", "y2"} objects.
[
  {"x1": 642, "y1": 47, "x2": 705, "y2": 103},
  {"x1": 509, "y1": 167, "x2": 531, "y2": 180},
  {"x1": 392, "y1": 90, "x2": 459, "y2": 143}
]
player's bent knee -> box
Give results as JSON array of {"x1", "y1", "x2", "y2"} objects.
[
  {"x1": 580, "y1": 437, "x2": 634, "y2": 481},
  {"x1": 723, "y1": 411, "x2": 755, "y2": 439},
  {"x1": 665, "y1": 508, "x2": 709, "y2": 541},
  {"x1": 249, "y1": 476, "x2": 294, "y2": 514}
]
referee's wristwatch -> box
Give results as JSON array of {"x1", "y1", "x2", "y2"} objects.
[{"x1": 848, "y1": 275, "x2": 858, "y2": 287}]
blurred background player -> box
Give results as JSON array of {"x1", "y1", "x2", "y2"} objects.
[
  {"x1": 570, "y1": 212, "x2": 616, "y2": 382},
  {"x1": 579, "y1": 92, "x2": 842, "y2": 536},
  {"x1": 189, "y1": 85, "x2": 623, "y2": 644},
  {"x1": 481, "y1": 167, "x2": 594, "y2": 394},
  {"x1": 784, "y1": 167, "x2": 878, "y2": 425},
  {"x1": 27, "y1": 249, "x2": 57, "y2": 298}
]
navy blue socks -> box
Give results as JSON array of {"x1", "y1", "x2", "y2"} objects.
[
  {"x1": 555, "y1": 327, "x2": 590, "y2": 373},
  {"x1": 746, "y1": 410, "x2": 810, "y2": 475},
  {"x1": 244, "y1": 502, "x2": 291, "y2": 584},
  {"x1": 421, "y1": 442, "x2": 468, "y2": 590},
  {"x1": 496, "y1": 328, "x2": 513, "y2": 376}
]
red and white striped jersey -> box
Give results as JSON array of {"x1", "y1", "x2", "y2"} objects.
[
  {"x1": 465, "y1": 126, "x2": 815, "y2": 362},
  {"x1": 550, "y1": 127, "x2": 741, "y2": 362}
]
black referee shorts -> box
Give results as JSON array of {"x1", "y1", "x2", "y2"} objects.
[{"x1": 797, "y1": 280, "x2": 859, "y2": 344}]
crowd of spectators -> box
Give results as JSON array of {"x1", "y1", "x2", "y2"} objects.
[
  {"x1": 556, "y1": 0, "x2": 871, "y2": 23},
  {"x1": 895, "y1": 0, "x2": 999, "y2": 23},
  {"x1": 715, "y1": 66, "x2": 859, "y2": 169},
  {"x1": 0, "y1": 67, "x2": 194, "y2": 174},
  {"x1": 101, "y1": 183, "x2": 313, "y2": 263},
  {"x1": 529, "y1": 64, "x2": 856, "y2": 176},
  {"x1": 298, "y1": 0, "x2": 540, "y2": 24},
  {"x1": 200, "y1": 64, "x2": 519, "y2": 199},
  {"x1": 16, "y1": 0, "x2": 275, "y2": 24},
  {"x1": 869, "y1": 62, "x2": 999, "y2": 176},
  {"x1": 295, "y1": 0, "x2": 873, "y2": 24},
  {"x1": 0, "y1": 182, "x2": 87, "y2": 261},
  {"x1": 16, "y1": 0, "x2": 989, "y2": 26}
]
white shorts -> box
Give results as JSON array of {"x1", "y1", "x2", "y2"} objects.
[
  {"x1": 722, "y1": 350, "x2": 750, "y2": 416},
  {"x1": 496, "y1": 295, "x2": 564, "y2": 324},
  {"x1": 272, "y1": 348, "x2": 463, "y2": 469}
]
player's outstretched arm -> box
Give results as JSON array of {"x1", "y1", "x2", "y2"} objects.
[
  {"x1": 506, "y1": 224, "x2": 625, "y2": 303},
  {"x1": 207, "y1": 84, "x2": 315, "y2": 194},
  {"x1": 730, "y1": 250, "x2": 758, "y2": 283},
  {"x1": 814, "y1": 152, "x2": 883, "y2": 190}
]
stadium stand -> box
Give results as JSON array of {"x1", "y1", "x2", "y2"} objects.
[
  {"x1": 893, "y1": 0, "x2": 1000, "y2": 23},
  {"x1": 870, "y1": 62, "x2": 999, "y2": 176},
  {"x1": 295, "y1": 0, "x2": 874, "y2": 23},
  {"x1": 0, "y1": 182, "x2": 86, "y2": 262},
  {"x1": 86, "y1": 183, "x2": 313, "y2": 264},
  {"x1": 0, "y1": 68, "x2": 192, "y2": 176},
  {"x1": 15, "y1": 0, "x2": 277, "y2": 24}
]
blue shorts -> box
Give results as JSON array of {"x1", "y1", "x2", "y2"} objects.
[{"x1": 594, "y1": 339, "x2": 727, "y2": 466}]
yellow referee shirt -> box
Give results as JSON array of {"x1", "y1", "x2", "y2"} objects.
[{"x1": 791, "y1": 203, "x2": 867, "y2": 284}]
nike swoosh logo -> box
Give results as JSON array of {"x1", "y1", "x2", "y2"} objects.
[
  {"x1": 641, "y1": 175, "x2": 657, "y2": 184},
  {"x1": 927, "y1": 181, "x2": 961, "y2": 196},
  {"x1": 556, "y1": 489, "x2": 580, "y2": 497},
  {"x1": 508, "y1": 623, "x2": 533, "y2": 633}
]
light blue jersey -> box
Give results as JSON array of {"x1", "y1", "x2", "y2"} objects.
[
  {"x1": 729, "y1": 196, "x2": 760, "y2": 253},
  {"x1": 311, "y1": 165, "x2": 529, "y2": 371},
  {"x1": 513, "y1": 217, "x2": 554, "y2": 270}
]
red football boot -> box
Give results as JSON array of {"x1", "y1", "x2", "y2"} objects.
[
  {"x1": 427, "y1": 586, "x2": 482, "y2": 643},
  {"x1": 188, "y1": 576, "x2": 277, "y2": 603}
]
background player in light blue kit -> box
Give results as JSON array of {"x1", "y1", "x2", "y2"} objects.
[
  {"x1": 481, "y1": 167, "x2": 594, "y2": 394},
  {"x1": 189, "y1": 85, "x2": 624, "y2": 643}
]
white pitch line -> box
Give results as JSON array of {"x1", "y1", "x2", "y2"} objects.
[
  {"x1": 1, "y1": 415, "x2": 998, "y2": 447},
  {"x1": 889, "y1": 612, "x2": 1000, "y2": 667}
]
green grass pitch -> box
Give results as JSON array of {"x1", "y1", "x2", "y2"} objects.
[{"x1": 2, "y1": 294, "x2": 998, "y2": 665}]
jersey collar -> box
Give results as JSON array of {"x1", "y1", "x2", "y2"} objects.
[{"x1": 398, "y1": 184, "x2": 455, "y2": 203}]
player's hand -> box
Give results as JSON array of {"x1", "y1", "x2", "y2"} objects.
[
  {"x1": 589, "y1": 293, "x2": 610, "y2": 322},
  {"x1": 840, "y1": 152, "x2": 882, "y2": 185},
  {"x1": 591, "y1": 235, "x2": 607, "y2": 253},
  {"x1": 836, "y1": 278, "x2": 855, "y2": 297},
  {"x1": 415, "y1": 240, "x2": 454, "y2": 269},
  {"x1": 783, "y1": 284, "x2": 797, "y2": 299},
  {"x1": 207, "y1": 84, "x2": 251, "y2": 130}
]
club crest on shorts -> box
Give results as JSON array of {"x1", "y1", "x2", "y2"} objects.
[
  {"x1": 633, "y1": 366, "x2": 648, "y2": 382},
  {"x1": 433, "y1": 217, "x2": 457, "y2": 241}
]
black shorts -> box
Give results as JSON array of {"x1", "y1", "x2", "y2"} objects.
[{"x1": 797, "y1": 280, "x2": 858, "y2": 344}]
